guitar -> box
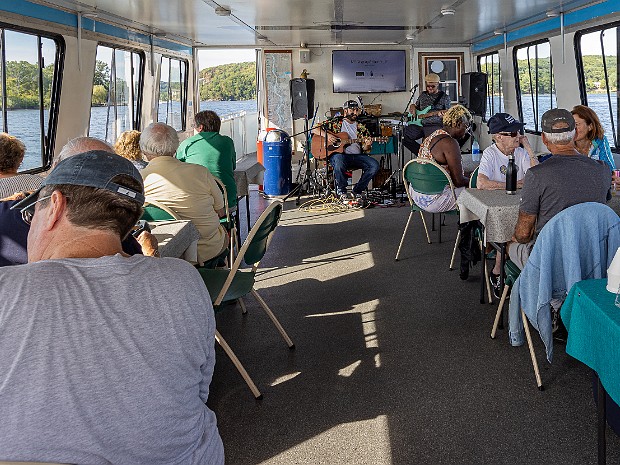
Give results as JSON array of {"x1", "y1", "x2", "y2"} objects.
[
  {"x1": 312, "y1": 132, "x2": 389, "y2": 160},
  {"x1": 407, "y1": 105, "x2": 446, "y2": 127}
]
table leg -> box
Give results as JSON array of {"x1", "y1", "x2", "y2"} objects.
[
  {"x1": 598, "y1": 375, "x2": 607, "y2": 465},
  {"x1": 246, "y1": 194, "x2": 251, "y2": 235},
  {"x1": 499, "y1": 243, "x2": 506, "y2": 328},
  {"x1": 480, "y1": 244, "x2": 486, "y2": 304}
]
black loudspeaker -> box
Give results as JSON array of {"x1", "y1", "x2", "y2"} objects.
[
  {"x1": 357, "y1": 114, "x2": 380, "y2": 136},
  {"x1": 460, "y1": 72, "x2": 488, "y2": 116},
  {"x1": 290, "y1": 78, "x2": 315, "y2": 119}
]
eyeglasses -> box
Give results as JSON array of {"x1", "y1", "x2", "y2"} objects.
[
  {"x1": 426, "y1": 84, "x2": 438, "y2": 88},
  {"x1": 498, "y1": 132, "x2": 519, "y2": 137},
  {"x1": 20, "y1": 195, "x2": 53, "y2": 225}
]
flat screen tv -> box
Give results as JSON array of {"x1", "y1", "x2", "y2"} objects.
[{"x1": 332, "y1": 50, "x2": 406, "y2": 93}]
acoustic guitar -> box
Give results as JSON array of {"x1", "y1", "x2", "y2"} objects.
[
  {"x1": 407, "y1": 105, "x2": 446, "y2": 127},
  {"x1": 312, "y1": 132, "x2": 389, "y2": 160}
]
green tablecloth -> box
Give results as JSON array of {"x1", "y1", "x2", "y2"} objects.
[
  {"x1": 369, "y1": 136, "x2": 396, "y2": 155},
  {"x1": 562, "y1": 279, "x2": 620, "y2": 405}
]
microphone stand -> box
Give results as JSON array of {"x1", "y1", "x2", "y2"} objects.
[{"x1": 390, "y1": 85, "x2": 418, "y2": 193}]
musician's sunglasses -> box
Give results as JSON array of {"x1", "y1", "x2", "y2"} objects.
[
  {"x1": 426, "y1": 84, "x2": 438, "y2": 88},
  {"x1": 498, "y1": 131, "x2": 519, "y2": 137}
]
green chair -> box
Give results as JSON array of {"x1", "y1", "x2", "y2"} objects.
[
  {"x1": 395, "y1": 158, "x2": 461, "y2": 268},
  {"x1": 469, "y1": 166, "x2": 479, "y2": 188},
  {"x1": 213, "y1": 176, "x2": 238, "y2": 267},
  {"x1": 197, "y1": 200, "x2": 294, "y2": 399},
  {"x1": 490, "y1": 259, "x2": 543, "y2": 390},
  {"x1": 141, "y1": 200, "x2": 179, "y2": 221}
]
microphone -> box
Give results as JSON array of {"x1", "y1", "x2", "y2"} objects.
[{"x1": 411, "y1": 84, "x2": 419, "y2": 93}]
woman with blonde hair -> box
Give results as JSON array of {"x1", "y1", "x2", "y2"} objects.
[
  {"x1": 571, "y1": 104, "x2": 615, "y2": 170},
  {"x1": 114, "y1": 130, "x2": 147, "y2": 169},
  {"x1": 0, "y1": 133, "x2": 42, "y2": 199}
]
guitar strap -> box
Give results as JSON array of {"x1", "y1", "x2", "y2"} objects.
[{"x1": 432, "y1": 91, "x2": 445, "y2": 108}]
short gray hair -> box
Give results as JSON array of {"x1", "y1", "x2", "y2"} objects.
[
  {"x1": 543, "y1": 129, "x2": 575, "y2": 145},
  {"x1": 54, "y1": 137, "x2": 114, "y2": 168},
  {"x1": 140, "y1": 123, "x2": 179, "y2": 158}
]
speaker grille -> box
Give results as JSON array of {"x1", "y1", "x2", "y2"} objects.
[
  {"x1": 290, "y1": 78, "x2": 315, "y2": 119},
  {"x1": 461, "y1": 72, "x2": 488, "y2": 116}
]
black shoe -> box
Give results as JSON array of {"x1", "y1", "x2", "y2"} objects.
[
  {"x1": 489, "y1": 273, "x2": 502, "y2": 299},
  {"x1": 552, "y1": 307, "x2": 568, "y2": 343},
  {"x1": 459, "y1": 262, "x2": 469, "y2": 280}
]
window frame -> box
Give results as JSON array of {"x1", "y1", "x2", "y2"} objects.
[
  {"x1": 513, "y1": 38, "x2": 556, "y2": 134},
  {"x1": 477, "y1": 51, "x2": 503, "y2": 122},
  {"x1": 88, "y1": 42, "x2": 145, "y2": 141},
  {"x1": 157, "y1": 55, "x2": 189, "y2": 131},
  {"x1": 0, "y1": 22, "x2": 65, "y2": 172},
  {"x1": 574, "y1": 21, "x2": 620, "y2": 151}
]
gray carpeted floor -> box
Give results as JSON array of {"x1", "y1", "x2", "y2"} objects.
[{"x1": 208, "y1": 189, "x2": 620, "y2": 464}]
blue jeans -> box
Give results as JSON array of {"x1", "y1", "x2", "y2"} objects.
[{"x1": 329, "y1": 153, "x2": 380, "y2": 195}]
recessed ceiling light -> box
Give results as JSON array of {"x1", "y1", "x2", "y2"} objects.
[{"x1": 440, "y1": 8, "x2": 455, "y2": 16}]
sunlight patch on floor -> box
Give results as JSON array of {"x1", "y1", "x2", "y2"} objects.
[
  {"x1": 338, "y1": 360, "x2": 361, "y2": 377},
  {"x1": 269, "y1": 371, "x2": 302, "y2": 386},
  {"x1": 261, "y1": 415, "x2": 392, "y2": 465},
  {"x1": 256, "y1": 242, "x2": 374, "y2": 284},
  {"x1": 279, "y1": 208, "x2": 367, "y2": 227}
]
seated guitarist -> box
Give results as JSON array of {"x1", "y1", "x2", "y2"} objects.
[
  {"x1": 403, "y1": 73, "x2": 452, "y2": 155},
  {"x1": 312, "y1": 100, "x2": 379, "y2": 204}
]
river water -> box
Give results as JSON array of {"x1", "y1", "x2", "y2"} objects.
[{"x1": 13, "y1": 95, "x2": 618, "y2": 171}]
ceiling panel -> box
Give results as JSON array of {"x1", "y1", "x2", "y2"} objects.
[{"x1": 31, "y1": 0, "x2": 602, "y2": 47}]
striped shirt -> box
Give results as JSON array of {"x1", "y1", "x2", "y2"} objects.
[{"x1": 0, "y1": 173, "x2": 43, "y2": 199}]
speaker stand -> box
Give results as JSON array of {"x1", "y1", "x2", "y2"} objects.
[{"x1": 284, "y1": 117, "x2": 321, "y2": 205}]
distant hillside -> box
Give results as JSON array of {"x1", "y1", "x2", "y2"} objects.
[{"x1": 199, "y1": 61, "x2": 256, "y2": 101}]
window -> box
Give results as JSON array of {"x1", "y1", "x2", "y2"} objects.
[
  {"x1": 158, "y1": 56, "x2": 188, "y2": 131},
  {"x1": 576, "y1": 23, "x2": 619, "y2": 149},
  {"x1": 418, "y1": 52, "x2": 463, "y2": 104},
  {"x1": 89, "y1": 45, "x2": 143, "y2": 144},
  {"x1": 0, "y1": 26, "x2": 63, "y2": 171},
  {"x1": 478, "y1": 52, "x2": 503, "y2": 121},
  {"x1": 514, "y1": 40, "x2": 556, "y2": 133}
]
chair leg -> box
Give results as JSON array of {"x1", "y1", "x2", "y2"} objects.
[
  {"x1": 395, "y1": 212, "x2": 414, "y2": 261},
  {"x1": 521, "y1": 310, "x2": 544, "y2": 390},
  {"x1": 438, "y1": 213, "x2": 443, "y2": 243},
  {"x1": 251, "y1": 288, "x2": 295, "y2": 349},
  {"x1": 449, "y1": 230, "x2": 461, "y2": 270},
  {"x1": 238, "y1": 297, "x2": 247, "y2": 315},
  {"x1": 419, "y1": 211, "x2": 431, "y2": 244},
  {"x1": 214, "y1": 330, "x2": 262, "y2": 399},
  {"x1": 491, "y1": 285, "x2": 510, "y2": 338},
  {"x1": 484, "y1": 260, "x2": 493, "y2": 304}
]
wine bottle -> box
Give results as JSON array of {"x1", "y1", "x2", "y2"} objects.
[{"x1": 506, "y1": 154, "x2": 517, "y2": 194}]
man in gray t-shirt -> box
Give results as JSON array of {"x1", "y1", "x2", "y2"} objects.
[
  {"x1": 509, "y1": 109, "x2": 611, "y2": 270},
  {"x1": 0, "y1": 151, "x2": 224, "y2": 464}
]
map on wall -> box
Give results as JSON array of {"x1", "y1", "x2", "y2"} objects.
[{"x1": 264, "y1": 51, "x2": 293, "y2": 136}]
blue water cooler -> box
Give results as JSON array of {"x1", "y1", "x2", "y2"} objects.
[{"x1": 263, "y1": 130, "x2": 292, "y2": 196}]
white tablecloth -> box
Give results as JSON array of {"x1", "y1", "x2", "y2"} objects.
[
  {"x1": 149, "y1": 220, "x2": 200, "y2": 261},
  {"x1": 457, "y1": 188, "x2": 521, "y2": 243}
]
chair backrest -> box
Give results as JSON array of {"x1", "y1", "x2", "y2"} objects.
[
  {"x1": 241, "y1": 200, "x2": 283, "y2": 267},
  {"x1": 469, "y1": 166, "x2": 479, "y2": 188},
  {"x1": 141, "y1": 200, "x2": 179, "y2": 222},
  {"x1": 402, "y1": 158, "x2": 455, "y2": 205},
  {"x1": 213, "y1": 177, "x2": 232, "y2": 220}
]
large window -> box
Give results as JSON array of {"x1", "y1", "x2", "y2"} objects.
[
  {"x1": 478, "y1": 52, "x2": 503, "y2": 121},
  {"x1": 0, "y1": 26, "x2": 63, "y2": 171},
  {"x1": 576, "y1": 23, "x2": 619, "y2": 150},
  {"x1": 157, "y1": 56, "x2": 188, "y2": 131},
  {"x1": 514, "y1": 40, "x2": 556, "y2": 133},
  {"x1": 89, "y1": 45, "x2": 143, "y2": 144}
]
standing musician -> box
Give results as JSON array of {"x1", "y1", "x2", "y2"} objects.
[
  {"x1": 312, "y1": 100, "x2": 379, "y2": 204},
  {"x1": 403, "y1": 73, "x2": 452, "y2": 155}
]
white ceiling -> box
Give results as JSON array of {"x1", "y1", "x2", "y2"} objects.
[{"x1": 34, "y1": 0, "x2": 601, "y2": 48}]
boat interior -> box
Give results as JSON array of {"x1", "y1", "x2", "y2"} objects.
[{"x1": 2, "y1": 0, "x2": 620, "y2": 463}]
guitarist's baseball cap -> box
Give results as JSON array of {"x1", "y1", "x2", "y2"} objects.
[
  {"x1": 424, "y1": 73, "x2": 440, "y2": 83},
  {"x1": 343, "y1": 100, "x2": 359, "y2": 109}
]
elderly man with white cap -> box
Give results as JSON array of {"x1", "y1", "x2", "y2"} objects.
[{"x1": 403, "y1": 72, "x2": 453, "y2": 155}]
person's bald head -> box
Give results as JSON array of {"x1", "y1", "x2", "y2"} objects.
[{"x1": 53, "y1": 137, "x2": 114, "y2": 168}]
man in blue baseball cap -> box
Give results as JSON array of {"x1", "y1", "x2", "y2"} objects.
[{"x1": 1, "y1": 150, "x2": 224, "y2": 464}]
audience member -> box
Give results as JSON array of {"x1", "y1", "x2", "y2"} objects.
[
  {"x1": 0, "y1": 137, "x2": 150, "y2": 266},
  {"x1": 177, "y1": 110, "x2": 237, "y2": 208},
  {"x1": 477, "y1": 113, "x2": 538, "y2": 190},
  {"x1": 409, "y1": 104, "x2": 471, "y2": 212},
  {"x1": 141, "y1": 122, "x2": 227, "y2": 265},
  {"x1": 572, "y1": 104, "x2": 616, "y2": 170},
  {"x1": 478, "y1": 113, "x2": 538, "y2": 296},
  {"x1": 115, "y1": 129, "x2": 148, "y2": 169},
  {"x1": 0, "y1": 150, "x2": 223, "y2": 463},
  {"x1": 509, "y1": 109, "x2": 610, "y2": 270},
  {"x1": 0, "y1": 133, "x2": 42, "y2": 199}
]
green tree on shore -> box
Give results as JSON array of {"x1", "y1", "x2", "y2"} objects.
[{"x1": 199, "y1": 61, "x2": 256, "y2": 101}]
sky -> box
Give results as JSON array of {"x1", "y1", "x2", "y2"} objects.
[{"x1": 197, "y1": 49, "x2": 256, "y2": 69}]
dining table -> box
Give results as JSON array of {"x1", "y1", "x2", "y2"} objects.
[
  {"x1": 234, "y1": 154, "x2": 265, "y2": 235},
  {"x1": 561, "y1": 279, "x2": 620, "y2": 464},
  {"x1": 457, "y1": 188, "x2": 521, "y2": 303},
  {"x1": 149, "y1": 219, "x2": 200, "y2": 262}
]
